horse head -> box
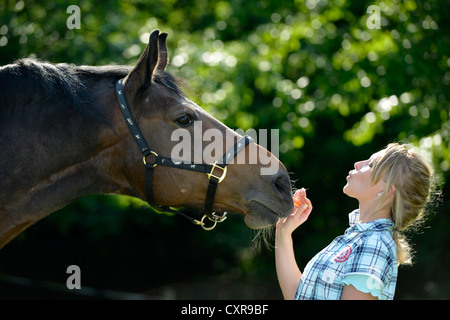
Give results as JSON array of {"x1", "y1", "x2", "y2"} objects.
[{"x1": 115, "y1": 30, "x2": 293, "y2": 229}]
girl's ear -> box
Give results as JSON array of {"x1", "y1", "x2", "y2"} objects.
[
  {"x1": 378, "y1": 184, "x2": 395, "y2": 200},
  {"x1": 388, "y1": 184, "x2": 396, "y2": 196}
]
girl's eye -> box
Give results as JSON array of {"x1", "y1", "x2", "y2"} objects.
[{"x1": 175, "y1": 114, "x2": 193, "y2": 127}]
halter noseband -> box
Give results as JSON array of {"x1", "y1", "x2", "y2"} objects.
[{"x1": 115, "y1": 79, "x2": 253, "y2": 230}]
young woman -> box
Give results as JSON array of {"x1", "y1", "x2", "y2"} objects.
[{"x1": 276, "y1": 143, "x2": 435, "y2": 300}]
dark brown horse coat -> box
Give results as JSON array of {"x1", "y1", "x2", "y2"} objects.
[{"x1": 0, "y1": 30, "x2": 293, "y2": 248}]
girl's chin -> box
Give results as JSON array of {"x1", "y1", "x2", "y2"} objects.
[
  {"x1": 343, "y1": 182, "x2": 349, "y2": 192},
  {"x1": 342, "y1": 184, "x2": 353, "y2": 197}
]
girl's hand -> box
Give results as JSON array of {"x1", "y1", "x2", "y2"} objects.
[{"x1": 276, "y1": 188, "x2": 313, "y2": 237}]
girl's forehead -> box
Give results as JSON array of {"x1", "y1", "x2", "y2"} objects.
[{"x1": 370, "y1": 150, "x2": 385, "y2": 161}]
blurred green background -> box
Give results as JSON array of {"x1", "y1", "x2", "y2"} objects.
[{"x1": 0, "y1": 0, "x2": 448, "y2": 299}]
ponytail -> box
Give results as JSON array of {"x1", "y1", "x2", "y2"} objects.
[{"x1": 371, "y1": 143, "x2": 436, "y2": 266}]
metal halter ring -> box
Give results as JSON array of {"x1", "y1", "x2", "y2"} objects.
[
  {"x1": 143, "y1": 151, "x2": 158, "y2": 168},
  {"x1": 198, "y1": 212, "x2": 228, "y2": 231}
]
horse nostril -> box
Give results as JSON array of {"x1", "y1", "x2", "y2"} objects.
[{"x1": 272, "y1": 172, "x2": 292, "y2": 200}]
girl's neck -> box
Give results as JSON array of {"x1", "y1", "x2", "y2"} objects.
[{"x1": 358, "y1": 200, "x2": 391, "y2": 223}]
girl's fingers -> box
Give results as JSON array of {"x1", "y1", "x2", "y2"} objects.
[
  {"x1": 277, "y1": 190, "x2": 313, "y2": 234},
  {"x1": 303, "y1": 197, "x2": 312, "y2": 209},
  {"x1": 297, "y1": 198, "x2": 313, "y2": 218},
  {"x1": 295, "y1": 197, "x2": 312, "y2": 213}
]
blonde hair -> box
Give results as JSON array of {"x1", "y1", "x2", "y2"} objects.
[{"x1": 371, "y1": 143, "x2": 435, "y2": 266}]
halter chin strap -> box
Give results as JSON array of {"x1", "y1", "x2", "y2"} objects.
[{"x1": 115, "y1": 79, "x2": 253, "y2": 230}]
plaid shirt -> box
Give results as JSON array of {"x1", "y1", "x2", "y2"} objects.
[{"x1": 295, "y1": 209, "x2": 397, "y2": 300}]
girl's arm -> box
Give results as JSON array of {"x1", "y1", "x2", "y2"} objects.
[
  {"x1": 341, "y1": 285, "x2": 378, "y2": 300},
  {"x1": 275, "y1": 189, "x2": 312, "y2": 300},
  {"x1": 275, "y1": 229, "x2": 302, "y2": 300}
]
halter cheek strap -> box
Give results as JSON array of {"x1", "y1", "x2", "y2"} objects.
[{"x1": 115, "y1": 79, "x2": 253, "y2": 230}]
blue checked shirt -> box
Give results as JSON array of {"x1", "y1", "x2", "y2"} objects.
[{"x1": 295, "y1": 209, "x2": 397, "y2": 300}]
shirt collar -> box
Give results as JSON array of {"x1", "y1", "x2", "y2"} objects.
[{"x1": 346, "y1": 209, "x2": 394, "y2": 234}]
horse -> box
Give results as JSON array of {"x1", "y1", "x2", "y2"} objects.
[{"x1": 0, "y1": 30, "x2": 293, "y2": 249}]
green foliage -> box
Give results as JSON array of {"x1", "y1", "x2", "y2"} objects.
[{"x1": 0, "y1": 0, "x2": 448, "y2": 299}]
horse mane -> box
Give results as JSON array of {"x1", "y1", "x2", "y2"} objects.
[{"x1": 0, "y1": 58, "x2": 185, "y2": 123}]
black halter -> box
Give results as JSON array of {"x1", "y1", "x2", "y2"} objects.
[{"x1": 115, "y1": 79, "x2": 253, "y2": 230}]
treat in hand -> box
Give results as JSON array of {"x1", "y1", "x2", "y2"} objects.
[{"x1": 292, "y1": 189, "x2": 306, "y2": 214}]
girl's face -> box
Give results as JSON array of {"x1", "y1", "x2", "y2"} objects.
[{"x1": 343, "y1": 150, "x2": 386, "y2": 201}]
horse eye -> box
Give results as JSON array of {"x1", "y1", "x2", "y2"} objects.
[{"x1": 175, "y1": 114, "x2": 193, "y2": 127}]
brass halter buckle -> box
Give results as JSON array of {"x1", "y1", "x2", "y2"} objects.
[
  {"x1": 207, "y1": 161, "x2": 227, "y2": 183},
  {"x1": 195, "y1": 212, "x2": 228, "y2": 231}
]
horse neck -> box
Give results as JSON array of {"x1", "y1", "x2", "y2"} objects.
[{"x1": 0, "y1": 81, "x2": 131, "y2": 248}]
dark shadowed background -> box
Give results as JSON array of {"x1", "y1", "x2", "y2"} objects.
[{"x1": 0, "y1": 0, "x2": 448, "y2": 299}]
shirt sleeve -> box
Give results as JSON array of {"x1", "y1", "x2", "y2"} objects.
[
  {"x1": 342, "y1": 233, "x2": 396, "y2": 296},
  {"x1": 341, "y1": 274, "x2": 383, "y2": 299}
]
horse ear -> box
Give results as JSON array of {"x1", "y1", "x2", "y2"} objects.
[
  {"x1": 123, "y1": 29, "x2": 160, "y2": 94},
  {"x1": 155, "y1": 32, "x2": 168, "y2": 72}
]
